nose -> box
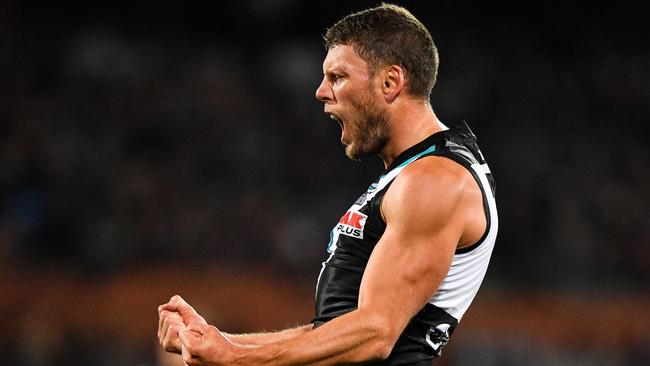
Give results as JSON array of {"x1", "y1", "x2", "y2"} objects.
[{"x1": 315, "y1": 78, "x2": 333, "y2": 103}]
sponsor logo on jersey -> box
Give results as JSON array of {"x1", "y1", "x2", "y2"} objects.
[{"x1": 335, "y1": 209, "x2": 367, "y2": 239}]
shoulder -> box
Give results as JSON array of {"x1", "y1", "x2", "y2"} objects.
[
  {"x1": 381, "y1": 156, "x2": 480, "y2": 235},
  {"x1": 386, "y1": 156, "x2": 476, "y2": 210}
]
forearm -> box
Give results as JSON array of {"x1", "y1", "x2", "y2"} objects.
[
  {"x1": 229, "y1": 309, "x2": 395, "y2": 365},
  {"x1": 223, "y1": 325, "x2": 312, "y2": 347}
]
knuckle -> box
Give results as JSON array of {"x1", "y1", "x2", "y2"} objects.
[
  {"x1": 161, "y1": 316, "x2": 171, "y2": 328},
  {"x1": 165, "y1": 323, "x2": 174, "y2": 331},
  {"x1": 162, "y1": 313, "x2": 178, "y2": 327}
]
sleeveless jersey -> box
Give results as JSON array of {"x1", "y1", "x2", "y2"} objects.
[{"x1": 312, "y1": 121, "x2": 498, "y2": 365}]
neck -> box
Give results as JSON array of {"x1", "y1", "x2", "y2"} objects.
[{"x1": 378, "y1": 99, "x2": 447, "y2": 168}]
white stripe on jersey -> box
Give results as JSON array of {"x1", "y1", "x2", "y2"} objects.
[{"x1": 428, "y1": 162, "x2": 498, "y2": 321}]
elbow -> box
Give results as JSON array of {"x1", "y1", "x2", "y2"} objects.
[
  {"x1": 369, "y1": 338, "x2": 395, "y2": 361},
  {"x1": 363, "y1": 314, "x2": 400, "y2": 361}
]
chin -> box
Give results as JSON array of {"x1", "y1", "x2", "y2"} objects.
[
  {"x1": 345, "y1": 144, "x2": 372, "y2": 161},
  {"x1": 344, "y1": 143, "x2": 358, "y2": 160},
  {"x1": 344, "y1": 146, "x2": 355, "y2": 160}
]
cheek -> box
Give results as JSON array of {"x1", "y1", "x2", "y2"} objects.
[
  {"x1": 334, "y1": 80, "x2": 366, "y2": 100},
  {"x1": 332, "y1": 84, "x2": 350, "y2": 101}
]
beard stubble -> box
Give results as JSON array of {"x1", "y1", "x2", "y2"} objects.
[{"x1": 344, "y1": 93, "x2": 391, "y2": 161}]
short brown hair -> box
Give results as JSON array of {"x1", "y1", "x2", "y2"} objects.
[{"x1": 323, "y1": 3, "x2": 439, "y2": 100}]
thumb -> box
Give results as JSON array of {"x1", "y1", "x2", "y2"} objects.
[
  {"x1": 184, "y1": 322, "x2": 210, "y2": 335},
  {"x1": 179, "y1": 323, "x2": 205, "y2": 350}
]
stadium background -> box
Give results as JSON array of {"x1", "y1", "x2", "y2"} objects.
[{"x1": 1, "y1": 0, "x2": 648, "y2": 365}]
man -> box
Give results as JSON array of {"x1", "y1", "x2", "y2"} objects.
[{"x1": 158, "y1": 4, "x2": 497, "y2": 365}]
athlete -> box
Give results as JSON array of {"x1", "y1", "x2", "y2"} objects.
[{"x1": 158, "y1": 4, "x2": 497, "y2": 365}]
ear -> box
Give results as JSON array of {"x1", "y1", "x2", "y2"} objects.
[{"x1": 381, "y1": 65, "x2": 404, "y2": 103}]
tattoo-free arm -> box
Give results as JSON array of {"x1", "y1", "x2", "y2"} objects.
[
  {"x1": 182, "y1": 158, "x2": 479, "y2": 365},
  {"x1": 223, "y1": 325, "x2": 312, "y2": 347}
]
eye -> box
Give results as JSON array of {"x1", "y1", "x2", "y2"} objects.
[{"x1": 328, "y1": 73, "x2": 345, "y2": 83}]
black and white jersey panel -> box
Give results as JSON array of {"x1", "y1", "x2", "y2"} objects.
[{"x1": 313, "y1": 121, "x2": 497, "y2": 364}]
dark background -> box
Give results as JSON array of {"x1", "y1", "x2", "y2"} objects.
[{"x1": 1, "y1": 1, "x2": 648, "y2": 365}]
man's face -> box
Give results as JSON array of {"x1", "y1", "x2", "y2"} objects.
[{"x1": 315, "y1": 45, "x2": 390, "y2": 160}]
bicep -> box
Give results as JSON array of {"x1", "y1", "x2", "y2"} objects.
[
  {"x1": 357, "y1": 160, "x2": 468, "y2": 336},
  {"x1": 357, "y1": 222, "x2": 458, "y2": 334}
]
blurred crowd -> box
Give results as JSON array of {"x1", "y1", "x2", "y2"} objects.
[{"x1": 1, "y1": 1, "x2": 648, "y2": 365}]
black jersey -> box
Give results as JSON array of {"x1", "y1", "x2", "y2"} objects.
[{"x1": 313, "y1": 121, "x2": 498, "y2": 365}]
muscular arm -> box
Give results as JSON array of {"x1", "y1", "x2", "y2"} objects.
[
  {"x1": 223, "y1": 325, "x2": 312, "y2": 347},
  {"x1": 179, "y1": 157, "x2": 485, "y2": 365},
  {"x1": 159, "y1": 297, "x2": 312, "y2": 351}
]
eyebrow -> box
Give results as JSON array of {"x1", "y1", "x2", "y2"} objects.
[
  {"x1": 325, "y1": 69, "x2": 344, "y2": 76},
  {"x1": 324, "y1": 64, "x2": 346, "y2": 75}
]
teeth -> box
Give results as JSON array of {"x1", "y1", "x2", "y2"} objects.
[{"x1": 329, "y1": 114, "x2": 339, "y2": 121}]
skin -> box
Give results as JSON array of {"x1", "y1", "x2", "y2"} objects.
[
  {"x1": 317, "y1": 45, "x2": 391, "y2": 161},
  {"x1": 158, "y1": 44, "x2": 487, "y2": 365}
]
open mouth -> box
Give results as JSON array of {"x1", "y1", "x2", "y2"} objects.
[
  {"x1": 328, "y1": 113, "x2": 343, "y2": 129},
  {"x1": 326, "y1": 111, "x2": 348, "y2": 144}
]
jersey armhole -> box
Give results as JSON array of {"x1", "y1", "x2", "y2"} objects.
[
  {"x1": 374, "y1": 148, "x2": 494, "y2": 255},
  {"x1": 447, "y1": 155, "x2": 492, "y2": 254},
  {"x1": 397, "y1": 152, "x2": 493, "y2": 255}
]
